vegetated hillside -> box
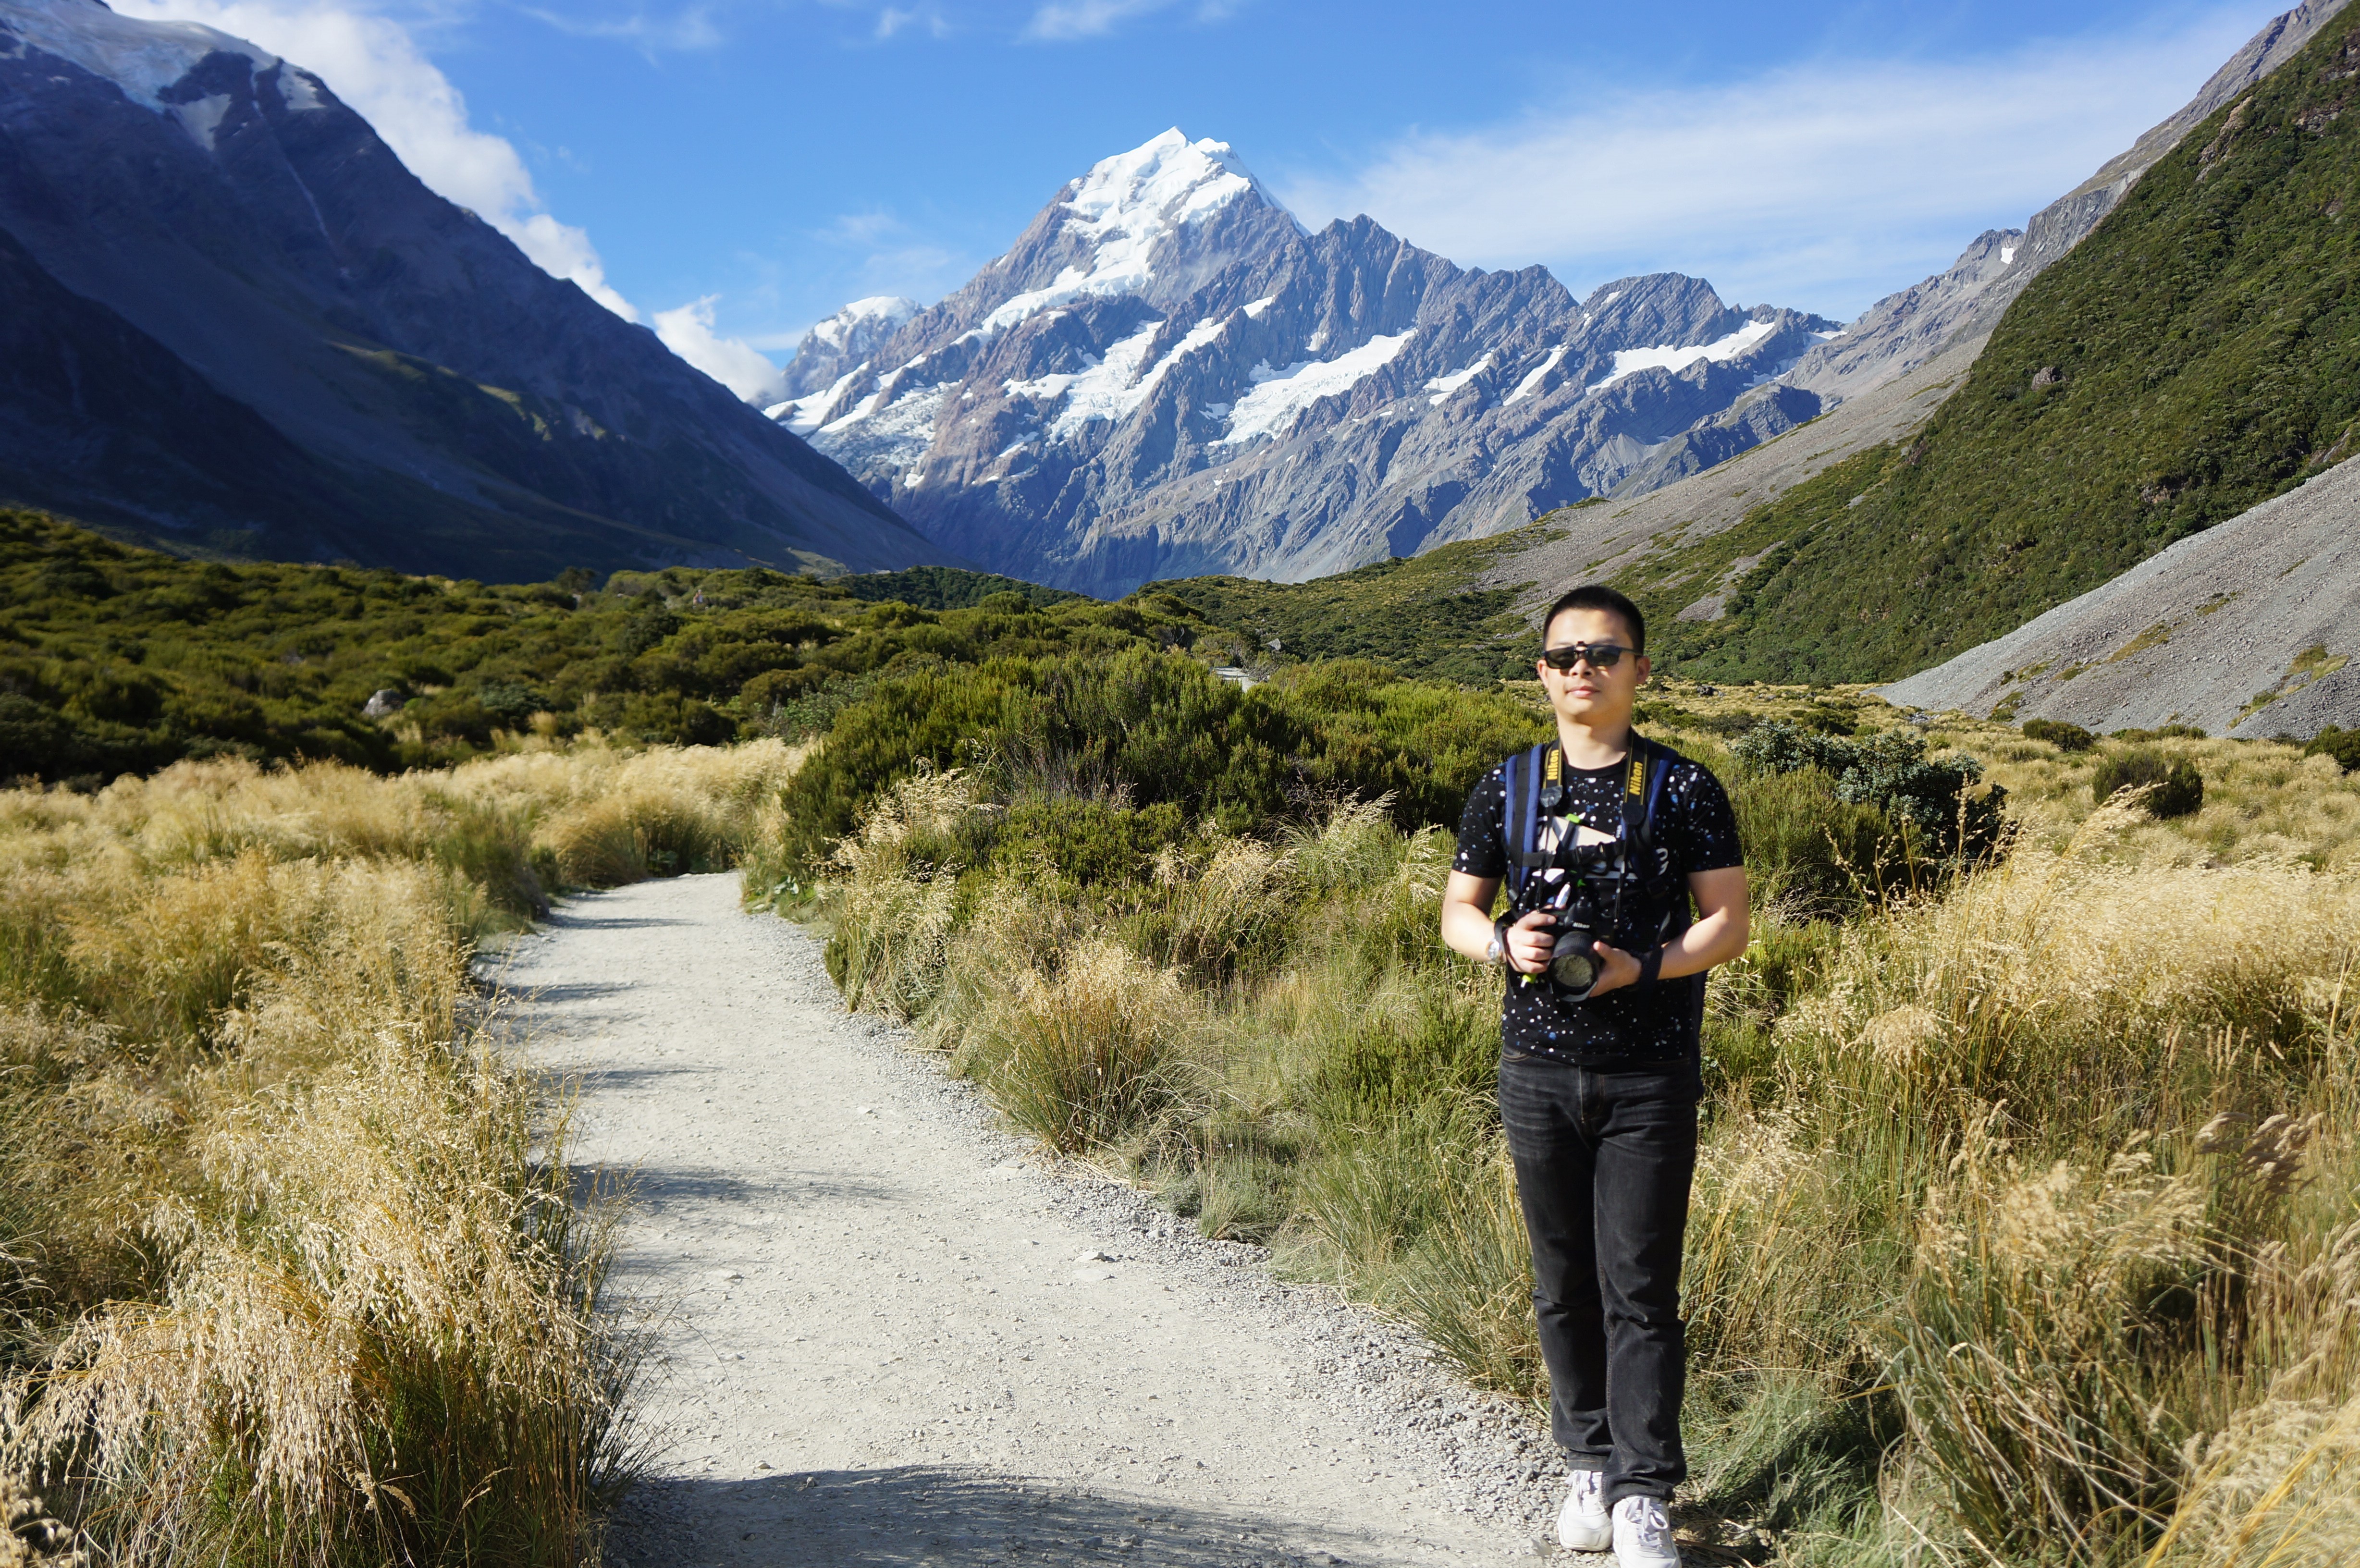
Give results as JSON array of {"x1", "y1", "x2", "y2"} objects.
[
  {"x1": 1627, "y1": 15, "x2": 2360, "y2": 684},
  {"x1": 0, "y1": 508, "x2": 1172, "y2": 782},
  {"x1": 1, "y1": 508, "x2": 1551, "y2": 799},
  {"x1": 1881, "y1": 451, "x2": 2360, "y2": 738}
]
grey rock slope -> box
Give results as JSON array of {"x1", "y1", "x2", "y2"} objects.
[
  {"x1": 1787, "y1": 0, "x2": 2353, "y2": 404},
  {"x1": 777, "y1": 130, "x2": 1838, "y2": 596},
  {"x1": 1881, "y1": 457, "x2": 2360, "y2": 740},
  {"x1": 0, "y1": 0, "x2": 939, "y2": 580}
]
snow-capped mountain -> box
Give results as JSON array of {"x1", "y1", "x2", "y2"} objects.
[
  {"x1": 775, "y1": 129, "x2": 1838, "y2": 595},
  {"x1": 774, "y1": 295, "x2": 922, "y2": 401},
  {"x1": 0, "y1": 0, "x2": 935, "y2": 579}
]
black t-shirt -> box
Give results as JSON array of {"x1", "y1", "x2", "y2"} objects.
[{"x1": 1453, "y1": 745, "x2": 1744, "y2": 1066}]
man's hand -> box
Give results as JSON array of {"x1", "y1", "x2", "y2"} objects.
[
  {"x1": 1577, "y1": 941, "x2": 1644, "y2": 997},
  {"x1": 1501, "y1": 907, "x2": 1558, "y2": 975}
]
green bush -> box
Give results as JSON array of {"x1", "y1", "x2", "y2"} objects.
[
  {"x1": 2021, "y1": 718, "x2": 2096, "y2": 751},
  {"x1": 776, "y1": 649, "x2": 1547, "y2": 876},
  {"x1": 2091, "y1": 748, "x2": 2204, "y2": 817},
  {"x1": 1729, "y1": 721, "x2": 2007, "y2": 863},
  {"x1": 2302, "y1": 725, "x2": 2360, "y2": 772},
  {"x1": 995, "y1": 797, "x2": 1192, "y2": 889},
  {"x1": 1721, "y1": 764, "x2": 1899, "y2": 918}
]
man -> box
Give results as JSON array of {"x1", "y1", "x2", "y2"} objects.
[{"x1": 1438, "y1": 585, "x2": 1748, "y2": 1568}]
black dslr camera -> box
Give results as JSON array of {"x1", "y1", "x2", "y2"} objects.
[{"x1": 1526, "y1": 842, "x2": 1623, "y2": 1001}]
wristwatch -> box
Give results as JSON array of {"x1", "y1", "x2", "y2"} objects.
[{"x1": 1487, "y1": 918, "x2": 1509, "y2": 968}]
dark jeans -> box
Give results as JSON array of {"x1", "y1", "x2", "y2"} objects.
[{"x1": 1498, "y1": 1050, "x2": 1701, "y2": 1506}]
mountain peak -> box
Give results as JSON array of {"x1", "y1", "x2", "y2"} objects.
[
  {"x1": 958, "y1": 128, "x2": 1298, "y2": 339},
  {"x1": 1065, "y1": 128, "x2": 1284, "y2": 236},
  {"x1": 812, "y1": 295, "x2": 920, "y2": 349}
]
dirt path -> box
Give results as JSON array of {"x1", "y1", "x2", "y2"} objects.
[{"x1": 494, "y1": 873, "x2": 1566, "y2": 1568}]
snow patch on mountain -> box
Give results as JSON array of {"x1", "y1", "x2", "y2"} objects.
[
  {"x1": 817, "y1": 382, "x2": 947, "y2": 473},
  {"x1": 1505, "y1": 346, "x2": 1572, "y2": 407},
  {"x1": 1007, "y1": 313, "x2": 1227, "y2": 443},
  {"x1": 1217, "y1": 331, "x2": 1416, "y2": 445},
  {"x1": 1591, "y1": 318, "x2": 1778, "y2": 392},
  {"x1": 2, "y1": 0, "x2": 279, "y2": 107},
  {"x1": 809, "y1": 296, "x2": 918, "y2": 352},
  {"x1": 1425, "y1": 352, "x2": 1496, "y2": 405}
]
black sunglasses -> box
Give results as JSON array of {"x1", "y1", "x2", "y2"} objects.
[{"x1": 1540, "y1": 641, "x2": 1633, "y2": 672}]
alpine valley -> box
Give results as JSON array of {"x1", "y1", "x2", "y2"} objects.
[{"x1": 770, "y1": 130, "x2": 1841, "y2": 597}]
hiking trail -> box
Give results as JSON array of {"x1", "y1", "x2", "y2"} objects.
[{"x1": 493, "y1": 872, "x2": 1571, "y2": 1567}]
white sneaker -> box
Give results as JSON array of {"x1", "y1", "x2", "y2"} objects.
[
  {"x1": 1556, "y1": 1467, "x2": 1610, "y2": 1552},
  {"x1": 1612, "y1": 1494, "x2": 1680, "y2": 1567}
]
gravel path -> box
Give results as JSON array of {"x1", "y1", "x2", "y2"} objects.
[{"x1": 490, "y1": 873, "x2": 1576, "y2": 1568}]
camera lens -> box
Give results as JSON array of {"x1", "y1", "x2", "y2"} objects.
[{"x1": 1549, "y1": 947, "x2": 1599, "y2": 992}]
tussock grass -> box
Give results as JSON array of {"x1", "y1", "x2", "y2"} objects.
[{"x1": 0, "y1": 737, "x2": 782, "y2": 1563}]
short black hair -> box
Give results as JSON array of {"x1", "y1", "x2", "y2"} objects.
[{"x1": 1542, "y1": 584, "x2": 1645, "y2": 652}]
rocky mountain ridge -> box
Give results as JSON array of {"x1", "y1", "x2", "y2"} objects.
[
  {"x1": 1785, "y1": 0, "x2": 2353, "y2": 404},
  {"x1": 775, "y1": 130, "x2": 1837, "y2": 596},
  {"x1": 0, "y1": 0, "x2": 935, "y2": 580}
]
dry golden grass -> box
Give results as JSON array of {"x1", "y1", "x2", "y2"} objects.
[
  {"x1": 0, "y1": 737, "x2": 785, "y2": 1564},
  {"x1": 1639, "y1": 678, "x2": 2360, "y2": 872}
]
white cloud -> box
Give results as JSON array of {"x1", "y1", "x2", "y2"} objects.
[
  {"x1": 874, "y1": 6, "x2": 948, "y2": 40},
  {"x1": 114, "y1": 0, "x2": 643, "y2": 318},
  {"x1": 654, "y1": 295, "x2": 789, "y2": 404},
  {"x1": 520, "y1": 6, "x2": 725, "y2": 52},
  {"x1": 1274, "y1": 9, "x2": 2272, "y2": 318},
  {"x1": 1022, "y1": 0, "x2": 1171, "y2": 42},
  {"x1": 809, "y1": 208, "x2": 968, "y2": 306}
]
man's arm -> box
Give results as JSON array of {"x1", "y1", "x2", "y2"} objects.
[
  {"x1": 1441, "y1": 870, "x2": 1561, "y2": 975},
  {"x1": 1582, "y1": 866, "x2": 1750, "y2": 997}
]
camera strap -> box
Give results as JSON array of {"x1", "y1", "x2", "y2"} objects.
[{"x1": 1504, "y1": 736, "x2": 1659, "y2": 898}]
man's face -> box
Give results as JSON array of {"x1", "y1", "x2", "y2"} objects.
[{"x1": 1538, "y1": 607, "x2": 1649, "y2": 726}]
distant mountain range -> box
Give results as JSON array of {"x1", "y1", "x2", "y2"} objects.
[
  {"x1": 0, "y1": 0, "x2": 936, "y2": 580},
  {"x1": 772, "y1": 130, "x2": 1839, "y2": 597}
]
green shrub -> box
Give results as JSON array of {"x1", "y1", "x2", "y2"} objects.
[
  {"x1": 1721, "y1": 765, "x2": 1898, "y2": 918},
  {"x1": 995, "y1": 797, "x2": 1191, "y2": 889},
  {"x1": 776, "y1": 649, "x2": 1547, "y2": 876},
  {"x1": 1730, "y1": 721, "x2": 2007, "y2": 863},
  {"x1": 2302, "y1": 725, "x2": 2360, "y2": 772},
  {"x1": 2021, "y1": 717, "x2": 2097, "y2": 751},
  {"x1": 2092, "y1": 749, "x2": 2204, "y2": 817}
]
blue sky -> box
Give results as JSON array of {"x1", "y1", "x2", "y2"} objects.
[{"x1": 131, "y1": 0, "x2": 2291, "y2": 391}]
